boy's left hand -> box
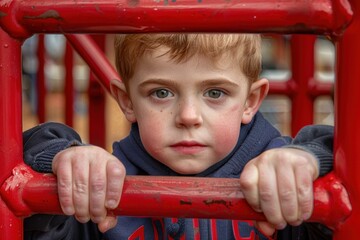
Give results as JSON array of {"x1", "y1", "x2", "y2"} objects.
[{"x1": 239, "y1": 148, "x2": 319, "y2": 236}]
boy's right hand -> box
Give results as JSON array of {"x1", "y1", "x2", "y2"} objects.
[{"x1": 52, "y1": 145, "x2": 126, "y2": 233}]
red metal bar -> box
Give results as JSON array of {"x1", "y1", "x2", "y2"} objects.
[
  {"x1": 0, "y1": 164, "x2": 352, "y2": 230},
  {"x1": 64, "y1": 40, "x2": 74, "y2": 126},
  {"x1": 36, "y1": 34, "x2": 46, "y2": 123},
  {"x1": 0, "y1": 27, "x2": 23, "y2": 240},
  {"x1": 87, "y1": 35, "x2": 106, "y2": 147},
  {"x1": 65, "y1": 34, "x2": 120, "y2": 93},
  {"x1": 0, "y1": 0, "x2": 355, "y2": 237},
  {"x1": 0, "y1": 0, "x2": 353, "y2": 38},
  {"x1": 333, "y1": 0, "x2": 360, "y2": 238},
  {"x1": 289, "y1": 35, "x2": 316, "y2": 135},
  {"x1": 269, "y1": 80, "x2": 332, "y2": 97}
]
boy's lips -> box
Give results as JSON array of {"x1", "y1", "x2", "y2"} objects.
[{"x1": 170, "y1": 141, "x2": 206, "y2": 154}]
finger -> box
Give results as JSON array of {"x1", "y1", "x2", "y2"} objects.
[
  {"x1": 54, "y1": 153, "x2": 75, "y2": 216},
  {"x1": 254, "y1": 221, "x2": 276, "y2": 237},
  {"x1": 98, "y1": 215, "x2": 118, "y2": 233},
  {"x1": 89, "y1": 158, "x2": 107, "y2": 223},
  {"x1": 72, "y1": 158, "x2": 90, "y2": 223},
  {"x1": 258, "y1": 161, "x2": 285, "y2": 229},
  {"x1": 295, "y1": 163, "x2": 314, "y2": 222},
  {"x1": 239, "y1": 163, "x2": 261, "y2": 212},
  {"x1": 276, "y1": 160, "x2": 300, "y2": 225},
  {"x1": 105, "y1": 159, "x2": 126, "y2": 209}
]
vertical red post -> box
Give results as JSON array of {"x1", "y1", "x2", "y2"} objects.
[
  {"x1": 65, "y1": 40, "x2": 74, "y2": 127},
  {"x1": 334, "y1": 0, "x2": 360, "y2": 238},
  {"x1": 37, "y1": 34, "x2": 46, "y2": 123},
  {"x1": 0, "y1": 28, "x2": 24, "y2": 240},
  {"x1": 88, "y1": 35, "x2": 106, "y2": 147},
  {"x1": 290, "y1": 35, "x2": 316, "y2": 135}
]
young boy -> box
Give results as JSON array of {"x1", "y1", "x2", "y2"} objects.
[{"x1": 24, "y1": 34, "x2": 334, "y2": 239}]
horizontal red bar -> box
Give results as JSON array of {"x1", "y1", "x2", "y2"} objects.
[
  {"x1": 268, "y1": 79, "x2": 333, "y2": 97},
  {"x1": 0, "y1": 164, "x2": 352, "y2": 229},
  {"x1": 0, "y1": 0, "x2": 353, "y2": 38}
]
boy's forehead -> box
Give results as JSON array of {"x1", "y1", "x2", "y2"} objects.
[
  {"x1": 145, "y1": 45, "x2": 238, "y2": 66},
  {"x1": 133, "y1": 47, "x2": 248, "y2": 84}
]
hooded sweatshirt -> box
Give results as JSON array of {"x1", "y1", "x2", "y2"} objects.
[{"x1": 23, "y1": 112, "x2": 334, "y2": 240}]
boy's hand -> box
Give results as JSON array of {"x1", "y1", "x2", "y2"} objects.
[
  {"x1": 239, "y1": 148, "x2": 319, "y2": 236},
  {"x1": 52, "y1": 146, "x2": 126, "y2": 233}
]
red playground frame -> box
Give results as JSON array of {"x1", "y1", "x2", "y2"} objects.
[{"x1": 0, "y1": 0, "x2": 358, "y2": 239}]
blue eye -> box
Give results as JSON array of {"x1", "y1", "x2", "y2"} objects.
[
  {"x1": 153, "y1": 89, "x2": 173, "y2": 98},
  {"x1": 205, "y1": 89, "x2": 223, "y2": 98}
]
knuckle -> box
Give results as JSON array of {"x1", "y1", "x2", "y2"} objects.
[
  {"x1": 257, "y1": 154, "x2": 271, "y2": 166},
  {"x1": 279, "y1": 189, "x2": 296, "y2": 202},
  {"x1": 239, "y1": 177, "x2": 254, "y2": 191},
  {"x1": 73, "y1": 181, "x2": 88, "y2": 194},
  {"x1": 108, "y1": 160, "x2": 126, "y2": 177},
  {"x1": 297, "y1": 183, "x2": 310, "y2": 196},
  {"x1": 91, "y1": 179, "x2": 106, "y2": 193},
  {"x1": 58, "y1": 178, "x2": 72, "y2": 193},
  {"x1": 259, "y1": 188, "x2": 274, "y2": 202}
]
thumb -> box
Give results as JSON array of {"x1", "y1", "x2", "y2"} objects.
[
  {"x1": 98, "y1": 215, "x2": 118, "y2": 233},
  {"x1": 254, "y1": 221, "x2": 276, "y2": 237}
]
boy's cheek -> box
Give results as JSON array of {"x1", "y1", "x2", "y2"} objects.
[{"x1": 213, "y1": 124, "x2": 241, "y2": 156}]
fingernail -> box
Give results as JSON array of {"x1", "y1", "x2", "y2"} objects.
[
  {"x1": 302, "y1": 213, "x2": 311, "y2": 221},
  {"x1": 276, "y1": 222, "x2": 287, "y2": 230},
  {"x1": 62, "y1": 207, "x2": 74, "y2": 215},
  {"x1": 106, "y1": 200, "x2": 117, "y2": 209}
]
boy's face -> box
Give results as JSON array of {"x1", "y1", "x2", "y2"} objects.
[{"x1": 113, "y1": 47, "x2": 268, "y2": 175}]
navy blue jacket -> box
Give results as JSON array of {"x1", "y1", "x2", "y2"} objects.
[{"x1": 23, "y1": 112, "x2": 334, "y2": 240}]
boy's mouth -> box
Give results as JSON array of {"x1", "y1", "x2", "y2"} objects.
[{"x1": 170, "y1": 141, "x2": 206, "y2": 154}]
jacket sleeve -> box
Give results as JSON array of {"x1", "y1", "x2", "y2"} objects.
[
  {"x1": 23, "y1": 122, "x2": 102, "y2": 239},
  {"x1": 23, "y1": 122, "x2": 83, "y2": 173},
  {"x1": 285, "y1": 125, "x2": 334, "y2": 176}
]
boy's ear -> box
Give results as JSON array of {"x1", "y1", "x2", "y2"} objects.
[
  {"x1": 110, "y1": 79, "x2": 137, "y2": 123},
  {"x1": 241, "y1": 78, "x2": 269, "y2": 124}
]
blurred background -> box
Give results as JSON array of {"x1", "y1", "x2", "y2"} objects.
[{"x1": 21, "y1": 34, "x2": 335, "y2": 151}]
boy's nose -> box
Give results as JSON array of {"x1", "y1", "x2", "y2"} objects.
[{"x1": 175, "y1": 100, "x2": 203, "y2": 128}]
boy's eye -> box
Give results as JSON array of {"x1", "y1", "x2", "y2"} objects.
[
  {"x1": 152, "y1": 89, "x2": 174, "y2": 98},
  {"x1": 205, "y1": 89, "x2": 224, "y2": 99}
]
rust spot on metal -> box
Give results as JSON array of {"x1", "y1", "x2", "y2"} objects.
[
  {"x1": 24, "y1": 10, "x2": 63, "y2": 21},
  {"x1": 180, "y1": 200, "x2": 192, "y2": 205},
  {"x1": 203, "y1": 199, "x2": 231, "y2": 209}
]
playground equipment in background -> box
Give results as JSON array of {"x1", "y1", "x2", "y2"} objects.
[{"x1": 0, "y1": 0, "x2": 358, "y2": 239}]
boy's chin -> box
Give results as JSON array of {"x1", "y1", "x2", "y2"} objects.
[{"x1": 170, "y1": 164, "x2": 209, "y2": 175}]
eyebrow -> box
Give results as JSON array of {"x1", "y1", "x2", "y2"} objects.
[
  {"x1": 199, "y1": 78, "x2": 240, "y2": 88},
  {"x1": 138, "y1": 78, "x2": 179, "y2": 88},
  {"x1": 138, "y1": 78, "x2": 241, "y2": 89}
]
